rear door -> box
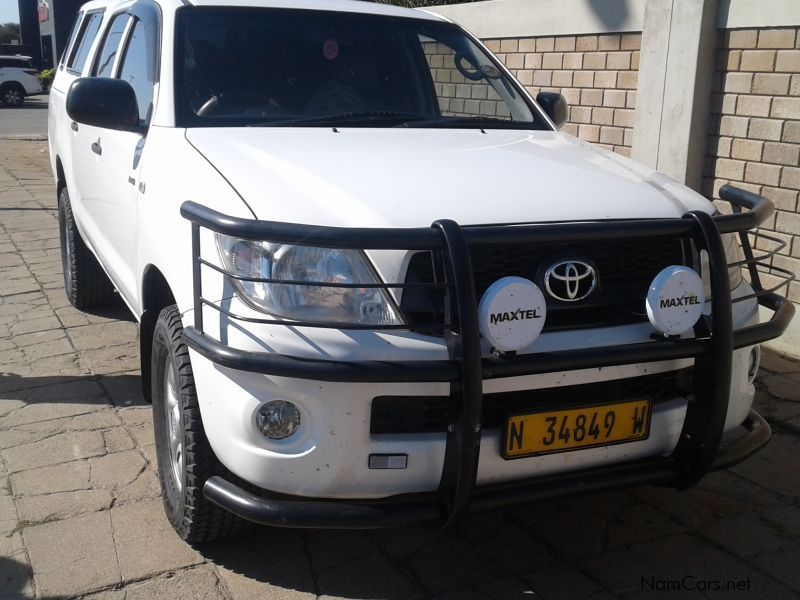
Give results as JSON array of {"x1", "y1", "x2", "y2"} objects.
[
  {"x1": 69, "y1": 1, "x2": 160, "y2": 306},
  {"x1": 55, "y1": 8, "x2": 104, "y2": 223}
]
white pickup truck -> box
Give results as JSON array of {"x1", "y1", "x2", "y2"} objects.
[{"x1": 49, "y1": 0, "x2": 794, "y2": 542}]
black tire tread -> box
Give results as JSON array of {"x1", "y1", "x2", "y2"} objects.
[
  {"x1": 154, "y1": 305, "x2": 245, "y2": 543},
  {"x1": 59, "y1": 186, "x2": 115, "y2": 309}
]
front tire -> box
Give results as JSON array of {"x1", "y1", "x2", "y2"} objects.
[
  {"x1": 151, "y1": 305, "x2": 245, "y2": 543},
  {"x1": 58, "y1": 186, "x2": 115, "y2": 309}
]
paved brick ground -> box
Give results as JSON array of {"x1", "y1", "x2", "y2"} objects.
[{"x1": 1, "y1": 139, "x2": 799, "y2": 599}]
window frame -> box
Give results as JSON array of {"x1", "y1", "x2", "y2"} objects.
[
  {"x1": 91, "y1": 11, "x2": 134, "y2": 78},
  {"x1": 114, "y1": 0, "x2": 162, "y2": 127}
]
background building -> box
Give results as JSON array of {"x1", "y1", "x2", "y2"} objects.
[{"x1": 14, "y1": 0, "x2": 82, "y2": 68}]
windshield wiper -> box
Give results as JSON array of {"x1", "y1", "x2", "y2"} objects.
[
  {"x1": 411, "y1": 115, "x2": 515, "y2": 128},
  {"x1": 249, "y1": 111, "x2": 432, "y2": 127}
]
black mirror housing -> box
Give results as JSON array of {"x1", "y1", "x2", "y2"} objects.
[
  {"x1": 536, "y1": 92, "x2": 568, "y2": 129},
  {"x1": 67, "y1": 77, "x2": 140, "y2": 131}
]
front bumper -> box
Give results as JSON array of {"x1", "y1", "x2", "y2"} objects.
[
  {"x1": 201, "y1": 409, "x2": 771, "y2": 529},
  {"x1": 180, "y1": 185, "x2": 794, "y2": 529}
]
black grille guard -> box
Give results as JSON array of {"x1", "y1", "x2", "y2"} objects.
[{"x1": 179, "y1": 185, "x2": 794, "y2": 529}]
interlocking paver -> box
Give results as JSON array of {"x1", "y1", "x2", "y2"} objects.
[
  {"x1": 10, "y1": 461, "x2": 90, "y2": 496},
  {"x1": 3, "y1": 430, "x2": 107, "y2": 474},
  {"x1": 23, "y1": 511, "x2": 121, "y2": 597},
  {"x1": 111, "y1": 498, "x2": 205, "y2": 581},
  {"x1": 1, "y1": 138, "x2": 799, "y2": 599},
  {"x1": 16, "y1": 488, "x2": 114, "y2": 523}
]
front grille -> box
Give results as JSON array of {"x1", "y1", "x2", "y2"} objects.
[
  {"x1": 400, "y1": 237, "x2": 686, "y2": 333},
  {"x1": 370, "y1": 368, "x2": 693, "y2": 434}
]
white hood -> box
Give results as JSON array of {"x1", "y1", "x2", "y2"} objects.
[{"x1": 185, "y1": 128, "x2": 713, "y2": 228}]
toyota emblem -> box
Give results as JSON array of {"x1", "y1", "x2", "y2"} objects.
[{"x1": 543, "y1": 260, "x2": 598, "y2": 302}]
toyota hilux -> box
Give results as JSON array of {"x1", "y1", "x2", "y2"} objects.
[{"x1": 48, "y1": 0, "x2": 794, "y2": 542}]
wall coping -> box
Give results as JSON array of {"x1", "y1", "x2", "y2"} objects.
[
  {"x1": 720, "y1": 0, "x2": 800, "y2": 29},
  {"x1": 428, "y1": 0, "x2": 645, "y2": 38},
  {"x1": 430, "y1": 0, "x2": 800, "y2": 39}
]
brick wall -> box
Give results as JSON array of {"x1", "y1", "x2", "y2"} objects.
[
  {"x1": 706, "y1": 28, "x2": 800, "y2": 304},
  {"x1": 423, "y1": 42, "x2": 512, "y2": 119},
  {"x1": 485, "y1": 33, "x2": 641, "y2": 156}
]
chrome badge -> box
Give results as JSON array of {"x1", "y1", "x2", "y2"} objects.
[{"x1": 544, "y1": 260, "x2": 598, "y2": 302}]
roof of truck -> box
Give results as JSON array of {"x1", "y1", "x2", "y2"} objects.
[
  {"x1": 185, "y1": 0, "x2": 445, "y2": 20},
  {"x1": 79, "y1": 0, "x2": 447, "y2": 21}
]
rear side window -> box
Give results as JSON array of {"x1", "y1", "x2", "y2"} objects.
[
  {"x1": 67, "y1": 11, "x2": 104, "y2": 73},
  {"x1": 93, "y1": 14, "x2": 130, "y2": 77},
  {"x1": 0, "y1": 59, "x2": 33, "y2": 69},
  {"x1": 60, "y1": 12, "x2": 83, "y2": 68}
]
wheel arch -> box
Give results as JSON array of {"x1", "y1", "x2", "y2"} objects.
[
  {"x1": 140, "y1": 264, "x2": 177, "y2": 402},
  {"x1": 55, "y1": 156, "x2": 66, "y2": 196}
]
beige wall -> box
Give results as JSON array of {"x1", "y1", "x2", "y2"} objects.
[
  {"x1": 485, "y1": 33, "x2": 641, "y2": 156},
  {"x1": 423, "y1": 42, "x2": 512, "y2": 118},
  {"x1": 434, "y1": 0, "x2": 800, "y2": 354},
  {"x1": 705, "y1": 27, "x2": 800, "y2": 304}
]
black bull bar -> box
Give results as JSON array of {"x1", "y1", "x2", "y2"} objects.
[{"x1": 179, "y1": 185, "x2": 794, "y2": 529}]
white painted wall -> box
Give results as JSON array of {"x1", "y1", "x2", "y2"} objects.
[
  {"x1": 429, "y1": 0, "x2": 646, "y2": 38},
  {"x1": 719, "y1": 0, "x2": 800, "y2": 29},
  {"x1": 431, "y1": 0, "x2": 800, "y2": 39}
]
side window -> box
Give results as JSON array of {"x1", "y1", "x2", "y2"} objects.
[
  {"x1": 67, "y1": 11, "x2": 104, "y2": 73},
  {"x1": 59, "y1": 11, "x2": 83, "y2": 68},
  {"x1": 118, "y1": 18, "x2": 157, "y2": 125},
  {"x1": 93, "y1": 14, "x2": 131, "y2": 78},
  {"x1": 0, "y1": 59, "x2": 12, "y2": 69}
]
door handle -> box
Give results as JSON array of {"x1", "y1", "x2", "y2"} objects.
[
  {"x1": 71, "y1": 121, "x2": 78, "y2": 132},
  {"x1": 91, "y1": 139, "x2": 102, "y2": 156}
]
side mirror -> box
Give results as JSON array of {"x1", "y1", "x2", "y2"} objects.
[
  {"x1": 536, "y1": 92, "x2": 568, "y2": 129},
  {"x1": 67, "y1": 77, "x2": 140, "y2": 131}
]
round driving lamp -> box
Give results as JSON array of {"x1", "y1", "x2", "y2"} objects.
[{"x1": 255, "y1": 400, "x2": 301, "y2": 440}]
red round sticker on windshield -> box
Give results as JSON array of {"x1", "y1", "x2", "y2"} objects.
[{"x1": 323, "y1": 39, "x2": 339, "y2": 60}]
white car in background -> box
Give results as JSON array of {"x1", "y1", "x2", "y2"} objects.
[
  {"x1": 0, "y1": 55, "x2": 41, "y2": 107},
  {"x1": 47, "y1": 0, "x2": 793, "y2": 543}
]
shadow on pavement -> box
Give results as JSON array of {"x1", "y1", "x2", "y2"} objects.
[
  {"x1": 0, "y1": 373, "x2": 147, "y2": 407},
  {"x1": 81, "y1": 293, "x2": 138, "y2": 323},
  {"x1": 0, "y1": 556, "x2": 32, "y2": 598},
  {"x1": 2, "y1": 103, "x2": 49, "y2": 110}
]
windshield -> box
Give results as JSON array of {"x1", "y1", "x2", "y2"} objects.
[{"x1": 174, "y1": 7, "x2": 549, "y2": 129}]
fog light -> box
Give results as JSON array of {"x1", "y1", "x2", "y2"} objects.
[
  {"x1": 646, "y1": 266, "x2": 705, "y2": 335},
  {"x1": 748, "y1": 346, "x2": 761, "y2": 384},
  {"x1": 255, "y1": 401, "x2": 301, "y2": 440}
]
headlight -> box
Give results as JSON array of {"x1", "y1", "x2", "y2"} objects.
[
  {"x1": 216, "y1": 235, "x2": 402, "y2": 325},
  {"x1": 700, "y1": 233, "x2": 744, "y2": 298}
]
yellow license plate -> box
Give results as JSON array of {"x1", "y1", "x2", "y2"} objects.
[{"x1": 503, "y1": 399, "x2": 652, "y2": 459}]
